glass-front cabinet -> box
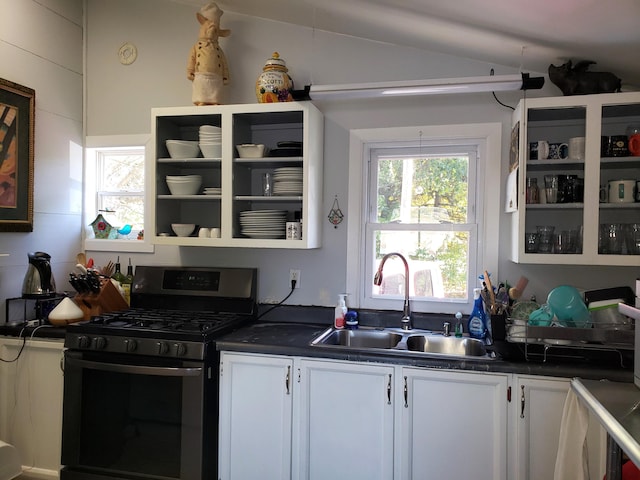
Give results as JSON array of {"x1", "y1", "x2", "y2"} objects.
[
  {"x1": 148, "y1": 102, "x2": 323, "y2": 248},
  {"x1": 510, "y1": 92, "x2": 640, "y2": 265}
]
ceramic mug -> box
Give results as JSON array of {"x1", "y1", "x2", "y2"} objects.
[
  {"x1": 608, "y1": 179, "x2": 635, "y2": 203},
  {"x1": 549, "y1": 142, "x2": 569, "y2": 159},
  {"x1": 628, "y1": 133, "x2": 640, "y2": 156},
  {"x1": 530, "y1": 140, "x2": 549, "y2": 160},
  {"x1": 568, "y1": 136, "x2": 585, "y2": 160},
  {"x1": 286, "y1": 221, "x2": 301, "y2": 240}
]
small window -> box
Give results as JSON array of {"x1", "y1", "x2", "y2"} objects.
[
  {"x1": 84, "y1": 135, "x2": 153, "y2": 253},
  {"x1": 94, "y1": 147, "x2": 145, "y2": 233}
]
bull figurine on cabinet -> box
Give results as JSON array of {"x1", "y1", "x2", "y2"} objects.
[{"x1": 548, "y1": 60, "x2": 621, "y2": 96}]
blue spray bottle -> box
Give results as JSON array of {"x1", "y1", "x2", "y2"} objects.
[{"x1": 468, "y1": 288, "x2": 488, "y2": 340}]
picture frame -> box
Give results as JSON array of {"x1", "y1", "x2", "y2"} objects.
[{"x1": 0, "y1": 77, "x2": 35, "y2": 232}]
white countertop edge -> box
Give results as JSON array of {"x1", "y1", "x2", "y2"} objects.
[{"x1": 572, "y1": 377, "x2": 640, "y2": 468}]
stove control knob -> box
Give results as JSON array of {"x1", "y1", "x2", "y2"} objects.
[
  {"x1": 124, "y1": 338, "x2": 137, "y2": 353},
  {"x1": 157, "y1": 341, "x2": 169, "y2": 355},
  {"x1": 93, "y1": 337, "x2": 107, "y2": 350},
  {"x1": 77, "y1": 336, "x2": 91, "y2": 349},
  {"x1": 174, "y1": 343, "x2": 187, "y2": 357}
]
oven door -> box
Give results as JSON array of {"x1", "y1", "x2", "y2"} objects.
[{"x1": 61, "y1": 349, "x2": 215, "y2": 480}]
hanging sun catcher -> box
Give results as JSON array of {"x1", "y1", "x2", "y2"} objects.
[{"x1": 328, "y1": 195, "x2": 344, "y2": 228}]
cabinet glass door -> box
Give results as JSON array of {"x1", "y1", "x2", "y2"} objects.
[
  {"x1": 598, "y1": 102, "x2": 640, "y2": 257},
  {"x1": 524, "y1": 106, "x2": 587, "y2": 257}
]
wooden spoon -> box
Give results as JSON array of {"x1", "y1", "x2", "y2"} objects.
[{"x1": 76, "y1": 252, "x2": 87, "y2": 267}]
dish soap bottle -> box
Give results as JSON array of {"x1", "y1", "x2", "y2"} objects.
[
  {"x1": 468, "y1": 288, "x2": 487, "y2": 340},
  {"x1": 334, "y1": 294, "x2": 347, "y2": 329}
]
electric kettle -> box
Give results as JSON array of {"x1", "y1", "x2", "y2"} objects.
[{"x1": 22, "y1": 252, "x2": 56, "y2": 298}]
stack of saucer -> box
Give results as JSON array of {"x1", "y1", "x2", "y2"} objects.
[
  {"x1": 238, "y1": 210, "x2": 287, "y2": 239},
  {"x1": 273, "y1": 167, "x2": 303, "y2": 196},
  {"x1": 199, "y1": 125, "x2": 222, "y2": 158},
  {"x1": 203, "y1": 187, "x2": 221, "y2": 196}
]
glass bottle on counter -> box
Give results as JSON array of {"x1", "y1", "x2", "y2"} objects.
[
  {"x1": 122, "y1": 259, "x2": 134, "y2": 305},
  {"x1": 526, "y1": 177, "x2": 539, "y2": 204}
]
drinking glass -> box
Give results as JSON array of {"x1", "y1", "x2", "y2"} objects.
[{"x1": 544, "y1": 175, "x2": 558, "y2": 204}]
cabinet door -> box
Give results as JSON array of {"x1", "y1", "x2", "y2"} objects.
[
  {"x1": 511, "y1": 92, "x2": 640, "y2": 265},
  {"x1": 510, "y1": 375, "x2": 605, "y2": 480},
  {"x1": 0, "y1": 338, "x2": 64, "y2": 479},
  {"x1": 295, "y1": 359, "x2": 394, "y2": 480},
  {"x1": 398, "y1": 367, "x2": 508, "y2": 480},
  {"x1": 218, "y1": 352, "x2": 294, "y2": 480}
]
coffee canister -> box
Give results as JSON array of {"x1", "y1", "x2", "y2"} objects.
[
  {"x1": 255, "y1": 52, "x2": 294, "y2": 103},
  {"x1": 608, "y1": 179, "x2": 636, "y2": 203}
]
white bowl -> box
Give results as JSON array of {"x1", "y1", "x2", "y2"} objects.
[
  {"x1": 166, "y1": 174, "x2": 202, "y2": 182},
  {"x1": 171, "y1": 223, "x2": 195, "y2": 237},
  {"x1": 166, "y1": 140, "x2": 200, "y2": 159},
  {"x1": 199, "y1": 125, "x2": 221, "y2": 133},
  {"x1": 236, "y1": 144, "x2": 267, "y2": 158},
  {"x1": 166, "y1": 177, "x2": 201, "y2": 195},
  {"x1": 199, "y1": 143, "x2": 222, "y2": 158}
]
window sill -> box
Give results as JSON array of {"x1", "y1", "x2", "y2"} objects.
[{"x1": 83, "y1": 239, "x2": 155, "y2": 253}]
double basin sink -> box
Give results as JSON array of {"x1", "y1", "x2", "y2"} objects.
[{"x1": 310, "y1": 326, "x2": 493, "y2": 360}]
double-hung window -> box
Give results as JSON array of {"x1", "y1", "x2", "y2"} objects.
[
  {"x1": 347, "y1": 124, "x2": 501, "y2": 314},
  {"x1": 84, "y1": 135, "x2": 153, "y2": 252}
]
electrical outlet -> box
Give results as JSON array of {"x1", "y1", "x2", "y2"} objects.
[{"x1": 289, "y1": 269, "x2": 301, "y2": 288}]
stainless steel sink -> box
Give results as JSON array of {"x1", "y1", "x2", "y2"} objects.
[
  {"x1": 406, "y1": 335, "x2": 487, "y2": 357},
  {"x1": 310, "y1": 328, "x2": 403, "y2": 349},
  {"x1": 310, "y1": 327, "x2": 494, "y2": 360}
]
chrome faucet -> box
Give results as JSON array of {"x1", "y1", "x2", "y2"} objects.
[{"x1": 373, "y1": 252, "x2": 412, "y2": 330}]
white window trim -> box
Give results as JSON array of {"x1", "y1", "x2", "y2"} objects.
[
  {"x1": 346, "y1": 123, "x2": 502, "y2": 314},
  {"x1": 84, "y1": 134, "x2": 154, "y2": 253}
]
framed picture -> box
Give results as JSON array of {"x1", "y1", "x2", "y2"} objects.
[{"x1": 0, "y1": 78, "x2": 35, "y2": 231}]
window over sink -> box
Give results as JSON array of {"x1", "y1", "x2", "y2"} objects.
[{"x1": 346, "y1": 123, "x2": 501, "y2": 314}]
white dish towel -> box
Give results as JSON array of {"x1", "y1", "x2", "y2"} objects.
[
  {"x1": 0, "y1": 440, "x2": 21, "y2": 480},
  {"x1": 554, "y1": 387, "x2": 591, "y2": 480}
]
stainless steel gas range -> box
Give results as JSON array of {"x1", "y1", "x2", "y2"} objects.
[{"x1": 60, "y1": 266, "x2": 257, "y2": 480}]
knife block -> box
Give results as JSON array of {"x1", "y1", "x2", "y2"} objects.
[{"x1": 74, "y1": 279, "x2": 129, "y2": 321}]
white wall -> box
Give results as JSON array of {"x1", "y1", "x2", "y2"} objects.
[
  {"x1": 84, "y1": 0, "x2": 638, "y2": 310},
  {"x1": 0, "y1": 0, "x2": 83, "y2": 322}
]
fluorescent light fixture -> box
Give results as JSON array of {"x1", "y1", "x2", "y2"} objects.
[{"x1": 304, "y1": 73, "x2": 543, "y2": 100}]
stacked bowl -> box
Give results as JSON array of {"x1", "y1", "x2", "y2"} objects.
[
  {"x1": 166, "y1": 175, "x2": 202, "y2": 195},
  {"x1": 166, "y1": 140, "x2": 200, "y2": 159},
  {"x1": 199, "y1": 125, "x2": 222, "y2": 158}
]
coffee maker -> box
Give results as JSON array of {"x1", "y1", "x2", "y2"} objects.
[{"x1": 22, "y1": 251, "x2": 56, "y2": 298}]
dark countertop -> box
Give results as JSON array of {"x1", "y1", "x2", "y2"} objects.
[
  {"x1": 1, "y1": 317, "x2": 632, "y2": 382},
  {"x1": 216, "y1": 321, "x2": 634, "y2": 382},
  {"x1": 0, "y1": 323, "x2": 66, "y2": 339}
]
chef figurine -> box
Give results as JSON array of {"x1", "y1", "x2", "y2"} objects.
[
  {"x1": 256, "y1": 52, "x2": 294, "y2": 103},
  {"x1": 187, "y1": 2, "x2": 230, "y2": 105}
]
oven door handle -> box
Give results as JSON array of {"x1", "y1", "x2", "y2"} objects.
[{"x1": 66, "y1": 356, "x2": 202, "y2": 377}]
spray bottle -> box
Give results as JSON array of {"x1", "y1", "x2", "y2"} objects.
[
  {"x1": 468, "y1": 288, "x2": 488, "y2": 340},
  {"x1": 334, "y1": 294, "x2": 348, "y2": 329}
]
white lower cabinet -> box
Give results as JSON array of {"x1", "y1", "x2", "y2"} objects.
[
  {"x1": 218, "y1": 352, "x2": 294, "y2": 480},
  {"x1": 0, "y1": 337, "x2": 65, "y2": 480},
  {"x1": 219, "y1": 352, "x2": 512, "y2": 480},
  {"x1": 295, "y1": 358, "x2": 395, "y2": 480},
  {"x1": 399, "y1": 367, "x2": 509, "y2": 480},
  {"x1": 509, "y1": 375, "x2": 605, "y2": 480}
]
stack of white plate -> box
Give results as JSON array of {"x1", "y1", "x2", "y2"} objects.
[
  {"x1": 273, "y1": 167, "x2": 303, "y2": 196},
  {"x1": 239, "y1": 210, "x2": 287, "y2": 239},
  {"x1": 203, "y1": 187, "x2": 221, "y2": 196},
  {"x1": 199, "y1": 125, "x2": 222, "y2": 158}
]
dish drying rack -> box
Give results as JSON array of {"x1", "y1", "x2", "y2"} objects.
[{"x1": 505, "y1": 316, "x2": 634, "y2": 366}]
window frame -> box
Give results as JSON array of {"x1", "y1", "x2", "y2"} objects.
[
  {"x1": 346, "y1": 123, "x2": 502, "y2": 315},
  {"x1": 84, "y1": 134, "x2": 154, "y2": 253}
]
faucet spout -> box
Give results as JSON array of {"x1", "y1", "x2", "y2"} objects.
[{"x1": 374, "y1": 252, "x2": 412, "y2": 330}]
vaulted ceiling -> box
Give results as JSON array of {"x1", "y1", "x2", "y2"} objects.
[{"x1": 178, "y1": 0, "x2": 640, "y2": 90}]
